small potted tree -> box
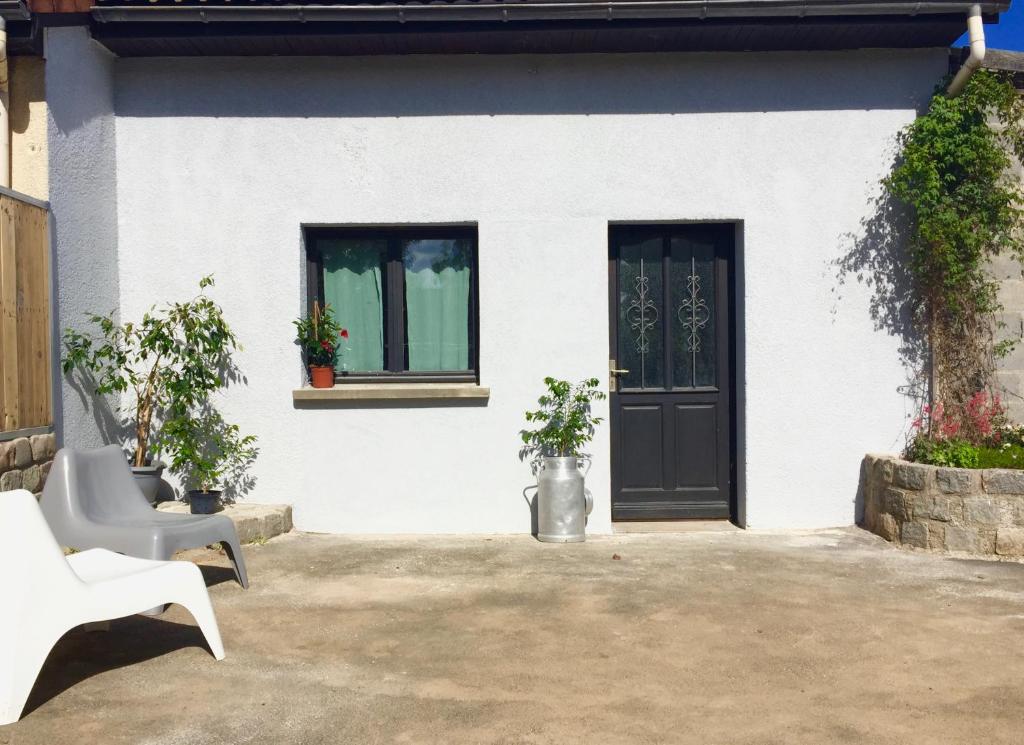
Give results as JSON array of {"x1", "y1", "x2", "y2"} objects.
[
  {"x1": 521, "y1": 377, "x2": 606, "y2": 543},
  {"x1": 62, "y1": 276, "x2": 244, "y2": 504},
  {"x1": 295, "y1": 301, "x2": 347, "y2": 389},
  {"x1": 161, "y1": 405, "x2": 259, "y2": 514}
]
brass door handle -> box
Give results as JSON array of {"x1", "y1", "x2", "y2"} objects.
[{"x1": 610, "y1": 368, "x2": 630, "y2": 375}]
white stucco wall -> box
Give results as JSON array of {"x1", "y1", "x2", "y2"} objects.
[
  {"x1": 46, "y1": 27, "x2": 122, "y2": 452},
  {"x1": 52, "y1": 43, "x2": 948, "y2": 532}
]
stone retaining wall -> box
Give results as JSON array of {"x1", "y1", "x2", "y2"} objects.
[
  {"x1": 862, "y1": 454, "x2": 1024, "y2": 557},
  {"x1": 0, "y1": 432, "x2": 56, "y2": 497}
]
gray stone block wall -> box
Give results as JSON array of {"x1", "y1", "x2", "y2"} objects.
[
  {"x1": 861, "y1": 454, "x2": 1024, "y2": 558},
  {"x1": 992, "y1": 131, "x2": 1024, "y2": 421},
  {"x1": 992, "y1": 252, "x2": 1024, "y2": 422},
  {"x1": 0, "y1": 432, "x2": 56, "y2": 498}
]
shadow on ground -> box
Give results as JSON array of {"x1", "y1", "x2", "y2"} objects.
[
  {"x1": 23, "y1": 617, "x2": 215, "y2": 718},
  {"x1": 7, "y1": 530, "x2": 1024, "y2": 745}
]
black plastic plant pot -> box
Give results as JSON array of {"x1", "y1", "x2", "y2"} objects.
[{"x1": 187, "y1": 489, "x2": 222, "y2": 515}]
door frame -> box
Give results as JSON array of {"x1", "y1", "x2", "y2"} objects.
[{"x1": 607, "y1": 220, "x2": 746, "y2": 527}]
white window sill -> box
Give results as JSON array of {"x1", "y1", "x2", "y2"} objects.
[{"x1": 292, "y1": 382, "x2": 490, "y2": 402}]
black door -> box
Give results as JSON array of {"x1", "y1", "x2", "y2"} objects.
[{"x1": 609, "y1": 224, "x2": 733, "y2": 521}]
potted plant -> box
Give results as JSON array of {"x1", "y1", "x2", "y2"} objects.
[
  {"x1": 521, "y1": 377, "x2": 606, "y2": 543},
  {"x1": 62, "y1": 276, "x2": 243, "y2": 505},
  {"x1": 161, "y1": 405, "x2": 259, "y2": 514},
  {"x1": 294, "y1": 301, "x2": 348, "y2": 389}
]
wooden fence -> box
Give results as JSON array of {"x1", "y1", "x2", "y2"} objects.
[{"x1": 0, "y1": 189, "x2": 51, "y2": 433}]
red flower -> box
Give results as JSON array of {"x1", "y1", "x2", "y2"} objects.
[
  {"x1": 320, "y1": 340, "x2": 332, "y2": 350},
  {"x1": 340, "y1": 329, "x2": 349, "y2": 339}
]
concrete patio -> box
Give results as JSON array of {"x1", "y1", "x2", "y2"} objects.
[{"x1": 5, "y1": 528, "x2": 1024, "y2": 744}]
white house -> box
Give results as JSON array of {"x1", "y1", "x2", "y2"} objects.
[{"x1": 42, "y1": 0, "x2": 1014, "y2": 534}]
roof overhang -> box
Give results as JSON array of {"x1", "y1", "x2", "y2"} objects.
[
  {"x1": 91, "y1": 1, "x2": 1010, "y2": 25},
  {"x1": 81, "y1": 0, "x2": 1015, "y2": 56}
]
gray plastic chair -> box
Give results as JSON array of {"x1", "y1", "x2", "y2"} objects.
[{"x1": 40, "y1": 445, "x2": 249, "y2": 589}]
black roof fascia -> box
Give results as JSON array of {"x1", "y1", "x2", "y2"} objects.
[
  {"x1": 84, "y1": 0, "x2": 1013, "y2": 56},
  {"x1": 88, "y1": 14, "x2": 979, "y2": 56},
  {"x1": 91, "y1": 1, "x2": 1010, "y2": 24}
]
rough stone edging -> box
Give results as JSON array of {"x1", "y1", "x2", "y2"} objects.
[
  {"x1": 861, "y1": 454, "x2": 1024, "y2": 557},
  {"x1": 0, "y1": 432, "x2": 56, "y2": 497},
  {"x1": 157, "y1": 501, "x2": 293, "y2": 544}
]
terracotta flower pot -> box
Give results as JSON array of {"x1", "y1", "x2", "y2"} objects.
[{"x1": 310, "y1": 365, "x2": 335, "y2": 389}]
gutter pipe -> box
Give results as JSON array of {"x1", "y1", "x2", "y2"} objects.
[{"x1": 947, "y1": 4, "x2": 986, "y2": 96}]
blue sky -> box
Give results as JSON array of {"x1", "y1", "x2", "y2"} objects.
[{"x1": 955, "y1": 3, "x2": 1024, "y2": 50}]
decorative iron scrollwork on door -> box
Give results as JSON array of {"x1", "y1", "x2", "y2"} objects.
[
  {"x1": 617, "y1": 239, "x2": 666, "y2": 389},
  {"x1": 671, "y1": 246, "x2": 716, "y2": 389},
  {"x1": 678, "y1": 270, "x2": 710, "y2": 354},
  {"x1": 626, "y1": 273, "x2": 659, "y2": 355}
]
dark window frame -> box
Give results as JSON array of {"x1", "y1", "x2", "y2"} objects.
[{"x1": 304, "y1": 225, "x2": 480, "y2": 384}]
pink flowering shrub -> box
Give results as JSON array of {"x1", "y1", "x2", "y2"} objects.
[
  {"x1": 906, "y1": 391, "x2": 1012, "y2": 469},
  {"x1": 911, "y1": 391, "x2": 1006, "y2": 446}
]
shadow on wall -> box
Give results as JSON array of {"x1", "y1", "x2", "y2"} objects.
[
  {"x1": 854, "y1": 455, "x2": 869, "y2": 526},
  {"x1": 523, "y1": 484, "x2": 539, "y2": 537},
  {"x1": 833, "y1": 167, "x2": 928, "y2": 410},
  {"x1": 834, "y1": 175, "x2": 925, "y2": 522},
  {"x1": 167, "y1": 353, "x2": 260, "y2": 504},
  {"x1": 47, "y1": 27, "x2": 120, "y2": 452},
  {"x1": 60, "y1": 349, "x2": 260, "y2": 504},
  {"x1": 114, "y1": 52, "x2": 942, "y2": 118},
  {"x1": 63, "y1": 370, "x2": 129, "y2": 453}
]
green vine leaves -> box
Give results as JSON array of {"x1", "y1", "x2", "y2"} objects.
[{"x1": 885, "y1": 71, "x2": 1024, "y2": 409}]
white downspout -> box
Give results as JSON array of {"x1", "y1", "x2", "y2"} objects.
[
  {"x1": 947, "y1": 4, "x2": 987, "y2": 97},
  {"x1": 0, "y1": 17, "x2": 9, "y2": 188}
]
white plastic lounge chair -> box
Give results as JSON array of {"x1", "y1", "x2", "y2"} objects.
[{"x1": 0, "y1": 489, "x2": 224, "y2": 726}]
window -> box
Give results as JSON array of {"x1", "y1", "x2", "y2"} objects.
[{"x1": 305, "y1": 226, "x2": 479, "y2": 383}]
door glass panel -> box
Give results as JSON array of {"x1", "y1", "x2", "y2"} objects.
[
  {"x1": 320, "y1": 239, "x2": 387, "y2": 372},
  {"x1": 618, "y1": 236, "x2": 664, "y2": 389},
  {"x1": 671, "y1": 237, "x2": 716, "y2": 388},
  {"x1": 402, "y1": 238, "x2": 473, "y2": 371}
]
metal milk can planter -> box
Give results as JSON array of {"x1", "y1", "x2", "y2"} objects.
[{"x1": 536, "y1": 456, "x2": 593, "y2": 543}]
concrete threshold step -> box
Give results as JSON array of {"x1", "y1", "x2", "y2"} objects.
[
  {"x1": 613, "y1": 520, "x2": 740, "y2": 534},
  {"x1": 157, "y1": 501, "x2": 293, "y2": 544}
]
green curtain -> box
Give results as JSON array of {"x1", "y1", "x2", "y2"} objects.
[
  {"x1": 321, "y1": 239, "x2": 385, "y2": 372},
  {"x1": 403, "y1": 239, "x2": 471, "y2": 371}
]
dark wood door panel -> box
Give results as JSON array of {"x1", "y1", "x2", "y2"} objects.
[
  {"x1": 674, "y1": 403, "x2": 718, "y2": 490},
  {"x1": 619, "y1": 405, "x2": 663, "y2": 490}
]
